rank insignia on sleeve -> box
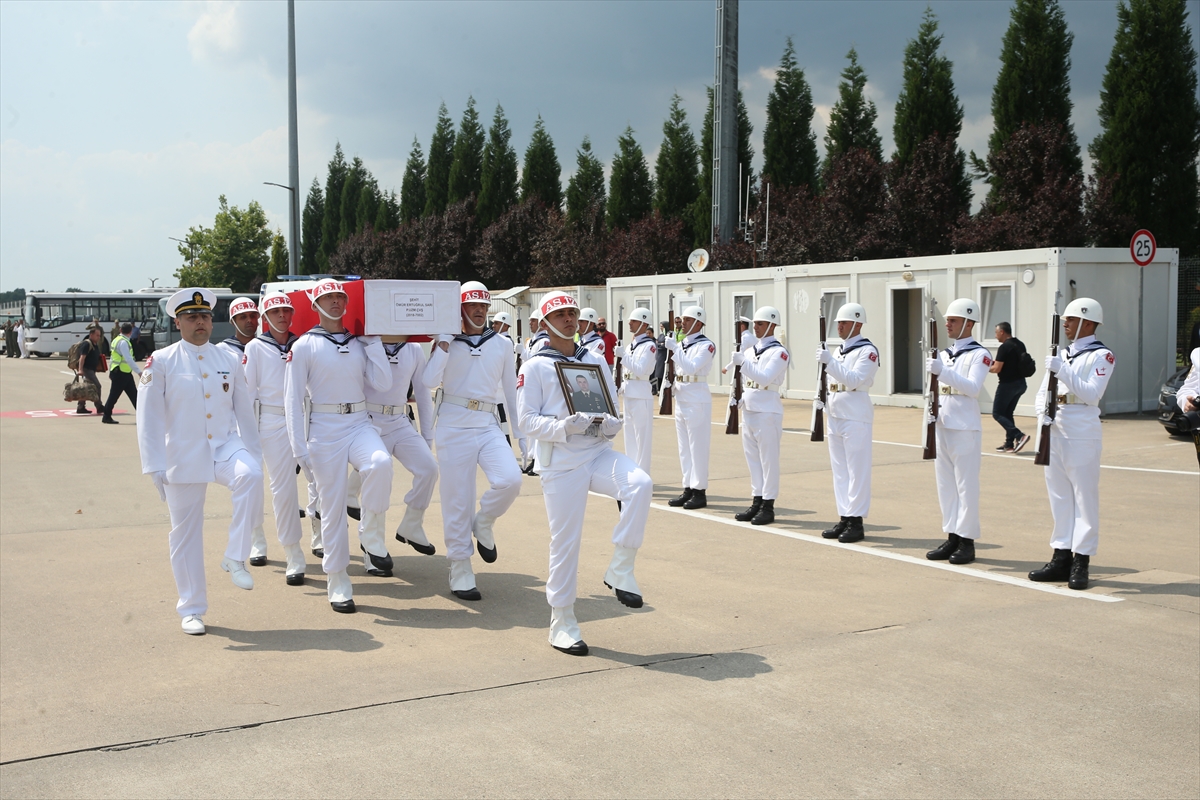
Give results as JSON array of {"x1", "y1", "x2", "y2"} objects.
[{"x1": 140, "y1": 371, "x2": 152, "y2": 386}]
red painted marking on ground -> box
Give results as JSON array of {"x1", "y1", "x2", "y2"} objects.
[{"x1": 0, "y1": 409, "x2": 130, "y2": 419}]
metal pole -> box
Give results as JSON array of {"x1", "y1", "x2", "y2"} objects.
[
  {"x1": 711, "y1": 0, "x2": 738, "y2": 245},
  {"x1": 1137, "y1": 267, "x2": 1144, "y2": 413},
  {"x1": 287, "y1": 0, "x2": 300, "y2": 275}
]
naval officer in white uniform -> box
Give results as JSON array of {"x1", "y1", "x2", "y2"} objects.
[
  {"x1": 137, "y1": 288, "x2": 264, "y2": 636},
  {"x1": 664, "y1": 306, "x2": 715, "y2": 510},
  {"x1": 615, "y1": 307, "x2": 657, "y2": 476}
]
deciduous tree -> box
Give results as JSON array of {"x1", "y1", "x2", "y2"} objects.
[{"x1": 175, "y1": 195, "x2": 273, "y2": 292}]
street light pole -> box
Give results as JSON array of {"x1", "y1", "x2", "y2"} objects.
[
  {"x1": 263, "y1": 182, "x2": 298, "y2": 277},
  {"x1": 287, "y1": 0, "x2": 300, "y2": 276}
]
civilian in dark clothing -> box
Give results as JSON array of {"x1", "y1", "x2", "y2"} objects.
[
  {"x1": 75, "y1": 327, "x2": 105, "y2": 415},
  {"x1": 652, "y1": 322, "x2": 670, "y2": 395},
  {"x1": 989, "y1": 322, "x2": 1029, "y2": 453}
]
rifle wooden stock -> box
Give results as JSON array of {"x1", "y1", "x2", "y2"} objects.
[
  {"x1": 514, "y1": 319, "x2": 522, "y2": 373},
  {"x1": 922, "y1": 317, "x2": 939, "y2": 460},
  {"x1": 811, "y1": 314, "x2": 828, "y2": 442},
  {"x1": 726, "y1": 318, "x2": 742, "y2": 435},
  {"x1": 659, "y1": 300, "x2": 675, "y2": 415},
  {"x1": 1033, "y1": 313, "x2": 1060, "y2": 467},
  {"x1": 614, "y1": 317, "x2": 624, "y2": 389}
]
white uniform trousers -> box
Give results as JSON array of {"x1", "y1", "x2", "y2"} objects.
[
  {"x1": 935, "y1": 426, "x2": 982, "y2": 540},
  {"x1": 1045, "y1": 435, "x2": 1102, "y2": 556},
  {"x1": 435, "y1": 425, "x2": 522, "y2": 561},
  {"x1": 622, "y1": 396, "x2": 654, "y2": 475},
  {"x1": 165, "y1": 450, "x2": 263, "y2": 618},
  {"x1": 742, "y1": 409, "x2": 782, "y2": 500},
  {"x1": 310, "y1": 422, "x2": 393, "y2": 574},
  {"x1": 541, "y1": 448, "x2": 652, "y2": 608},
  {"x1": 346, "y1": 423, "x2": 438, "y2": 512},
  {"x1": 829, "y1": 417, "x2": 872, "y2": 518},
  {"x1": 260, "y1": 420, "x2": 303, "y2": 547},
  {"x1": 674, "y1": 397, "x2": 711, "y2": 490}
]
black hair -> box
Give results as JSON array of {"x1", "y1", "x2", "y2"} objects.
[{"x1": 996, "y1": 321, "x2": 1012, "y2": 335}]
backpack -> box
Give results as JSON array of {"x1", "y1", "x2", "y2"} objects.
[
  {"x1": 1020, "y1": 350, "x2": 1037, "y2": 378},
  {"x1": 67, "y1": 342, "x2": 81, "y2": 370}
]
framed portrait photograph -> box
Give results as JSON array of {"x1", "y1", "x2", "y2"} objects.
[{"x1": 555, "y1": 362, "x2": 616, "y2": 418}]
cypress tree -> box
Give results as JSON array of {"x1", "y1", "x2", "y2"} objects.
[
  {"x1": 893, "y1": 9, "x2": 966, "y2": 168},
  {"x1": 691, "y1": 87, "x2": 756, "y2": 245},
  {"x1": 566, "y1": 136, "x2": 606, "y2": 228},
  {"x1": 606, "y1": 127, "x2": 654, "y2": 230},
  {"x1": 1089, "y1": 0, "x2": 1200, "y2": 251},
  {"x1": 374, "y1": 190, "x2": 400, "y2": 232},
  {"x1": 448, "y1": 96, "x2": 485, "y2": 204},
  {"x1": 824, "y1": 47, "x2": 884, "y2": 170},
  {"x1": 521, "y1": 115, "x2": 564, "y2": 211},
  {"x1": 762, "y1": 37, "x2": 819, "y2": 191},
  {"x1": 338, "y1": 157, "x2": 367, "y2": 242},
  {"x1": 478, "y1": 103, "x2": 520, "y2": 227},
  {"x1": 424, "y1": 104, "x2": 456, "y2": 218},
  {"x1": 268, "y1": 230, "x2": 287, "y2": 282},
  {"x1": 300, "y1": 177, "x2": 324, "y2": 273},
  {"x1": 355, "y1": 176, "x2": 381, "y2": 235},
  {"x1": 654, "y1": 93, "x2": 701, "y2": 241},
  {"x1": 399, "y1": 137, "x2": 426, "y2": 224},
  {"x1": 318, "y1": 143, "x2": 348, "y2": 269}
]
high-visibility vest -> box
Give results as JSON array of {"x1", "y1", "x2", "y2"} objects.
[{"x1": 111, "y1": 334, "x2": 133, "y2": 373}]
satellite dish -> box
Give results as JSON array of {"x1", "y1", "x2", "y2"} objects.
[{"x1": 687, "y1": 249, "x2": 710, "y2": 273}]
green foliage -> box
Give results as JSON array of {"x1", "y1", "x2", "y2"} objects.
[
  {"x1": 374, "y1": 190, "x2": 400, "y2": 232},
  {"x1": 424, "y1": 104, "x2": 456, "y2": 218},
  {"x1": 268, "y1": 230, "x2": 287, "y2": 282},
  {"x1": 763, "y1": 38, "x2": 819, "y2": 191},
  {"x1": 1089, "y1": 0, "x2": 1200, "y2": 251},
  {"x1": 300, "y1": 178, "x2": 323, "y2": 274},
  {"x1": 0, "y1": 288, "x2": 26, "y2": 304},
  {"x1": 654, "y1": 94, "x2": 701, "y2": 241},
  {"x1": 400, "y1": 137, "x2": 427, "y2": 224},
  {"x1": 607, "y1": 127, "x2": 654, "y2": 230},
  {"x1": 175, "y1": 195, "x2": 273, "y2": 292},
  {"x1": 355, "y1": 175, "x2": 381, "y2": 235},
  {"x1": 338, "y1": 157, "x2": 367, "y2": 241},
  {"x1": 691, "y1": 87, "x2": 755, "y2": 245},
  {"x1": 824, "y1": 48, "x2": 884, "y2": 171},
  {"x1": 448, "y1": 97, "x2": 485, "y2": 205},
  {"x1": 478, "y1": 104, "x2": 520, "y2": 227},
  {"x1": 522, "y1": 116, "x2": 564, "y2": 211},
  {"x1": 893, "y1": 9, "x2": 965, "y2": 168},
  {"x1": 566, "y1": 136, "x2": 606, "y2": 229},
  {"x1": 318, "y1": 143, "x2": 348, "y2": 270}
]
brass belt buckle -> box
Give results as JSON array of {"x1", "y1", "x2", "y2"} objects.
[
  {"x1": 467, "y1": 399, "x2": 481, "y2": 411},
  {"x1": 381, "y1": 404, "x2": 394, "y2": 415}
]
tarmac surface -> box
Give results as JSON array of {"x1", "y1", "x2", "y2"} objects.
[{"x1": 1, "y1": 353, "x2": 1197, "y2": 799}]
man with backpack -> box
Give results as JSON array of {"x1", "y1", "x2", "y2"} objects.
[
  {"x1": 72, "y1": 327, "x2": 106, "y2": 415},
  {"x1": 989, "y1": 321, "x2": 1032, "y2": 453}
]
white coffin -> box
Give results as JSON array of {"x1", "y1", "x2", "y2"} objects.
[{"x1": 363, "y1": 280, "x2": 461, "y2": 336}]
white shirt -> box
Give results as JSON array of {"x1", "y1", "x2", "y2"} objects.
[
  {"x1": 580, "y1": 330, "x2": 607, "y2": 362},
  {"x1": 739, "y1": 335, "x2": 790, "y2": 414},
  {"x1": 492, "y1": 332, "x2": 518, "y2": 405},
  {"x1": 1177, "y1": 347, "x2": 1200, "y2": 411},
  {"x1": 517, "y1": 345, "x2": 616, "y2": 472},
  {"x1": 826, "y1": 334, "x2": 879, "y2": 422},
  {"x1": 244, "y1": 332, "x2": 297, "y2": 410},
  {"x1": 425, "y1": 329, "x2": 519, "y2": 432},
  {"x1": 935, "y1": 336, "x2": 991, "y2": 432},
  {"x1": 667, "y1": 332, "x2": 716, "y2": 402},
  {"x1": 137, "y1": 339, "x2": 261, "y2": 484},
  {"x1": 1034, "y1": 334, "x2": 1115, "y2": 440},
  {"x1": 619, "y1": 333, "x2": 658, "y2": 400},
  {"x1": 365, "y1": 341, "x2": 435, "y2": 445}
]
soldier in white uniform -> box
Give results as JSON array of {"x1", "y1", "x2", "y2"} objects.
[
  {"x1": 815, "y1": 303, "x2": 879, "y2": 543},
  {"x1": 615, "y1": 307, "x2": 657, "y2": 476},
  {"x1": 526, "y1": 311, "x2": 549, "y2": 356},
  {"x1": 664, "y1": 306, "x2": 715, "y2": 510},
  {"x1": 724, "y1": 306, "x2": 790, "y2": 526},
  {"x1": 925, "y1": 298, "x2": 993, "y2": 565},
  {"x1": 578, "y1": 308, "x2": 607, "y2": 362},
  {"x1": 285, "y1": 280, "x2": 394, "y2": 613},
  {"x1": 424, "y1": 281, "x2": 522, "y2": 601},
  {"x1": 517, "y1": 291, "x2": 652, "y2": 656},
  {"x1": 1176, "y1": 347, "x2": 1200, "y2": 467},
  {"x1": 242, "y1": 292, "x2": 309, "y2": 585},
  {"x1": 137, "y1": 288, "x2": 264, "y2": 636},
  {"x1": 1028, "y1": 298, "x2": 1115, "y2": 590},
  {"x1": 490, "y1": 311, "x2": 526, "y2": 457}
]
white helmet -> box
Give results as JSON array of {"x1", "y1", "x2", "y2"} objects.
[
  {"x1": 835, "y1": 303, "x2": 866, "y2": 324},
  {"x1": 492, "y1": 311, "x2": 512, "y2": 328},
  {"x1": 260, "y1": 292, "x2": 293, "y2": 312},
  {"x1": 539, "y1": 290, "x2": 579, "y2": 318},
  {"x1": 579, "y1": 307, "x2": 599, "y2": 325},
  {"x1": 1063, "y1": 297, "x2": 1103, "y2": 325},
  {"x1": 461, "y1": 281, "x2": 491, "y2": 304},
  {"x1": 229, "y1": 297, "x2": 258, "y2": 319},
  {"x1": 753, "y1": 306, "x2": 782, "y2": 326},
  {"x1": 628, "y1": 307, "x2": 653, "y2": 328},
  {"x1": 682, "y1": 305, "x2": 705, "y2": 325},
  {"x1": 309, "y1": 279, "x2": 346, "y2": 306},
  {"x1": 944, "y1": 298, "x2": 980, "y2": 322}
]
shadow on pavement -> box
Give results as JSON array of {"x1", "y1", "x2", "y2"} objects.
[
  {"x1": 206, "y1": 627, "x2": 383, "y2": 653},
  {"x1": 589, "y1": 648, "x2": 773, "y2": 681}
]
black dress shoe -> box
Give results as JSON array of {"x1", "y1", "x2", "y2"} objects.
[
  {"x1": 331, "y1": 599, "x2": 356, "y2": 613},
  {"x1": 360, "y1": 545, "x2": 393, "y2": 577},
  {"x1": 476, "y1": 541, "x2": 498, "y2": 563},
  {"x1": 101, "y1": 416, "x2": 119, "y2": 424},
  {"x1": 312, "y1": 548, "x2": 325, "y2": 558},
  {"x1": 822, "y1": 517, "x2": 849, "y2": 539},
  {"x1": 735, "y1": 497, "x2": 763, "y2": 522},
  {"x1": 683, "y1": 489, "x2": 707, "y2": 510},
  {"x1": 668, "y1": 488, "x2": 694, "y2": 507},
  {"x1": 285, "y1": 573, "x2": 305, "y2": 586},
  {"x1": 948, "y1": 537, "x2": 975, "y2": 564},
  {"x1": 1029, "y1": 548, "x2": 1072, "y2": 582},
  {"x1": 396, "y1": 533, "x2": 437, "y2": 555},
  {"x1": 553, "y1": 640, "x2": 589, "y2": 656},
  {"x1": 1068, "y1": 553, "x2": 1089, "y2": 590},
  {"x1": 298, "y1": 508, "x2": 306, "y2": 518},
  {"x1": 248, "y1": 555, "x2": 267, "y2": 567},
  {"x1": 347, "y1": 506, "x2": 361, "y2": 521},
  {"x1": 452, "y1": 588, "x2": 482, "y2": 601},
  {"x1": 605, "y1": 580, "x2": 644, "y2": 608},
  {"x1": 750, "y1": 499, "x2": 775, "y2": 526},
  {"x1": 838, "y1": 517, "x2": 865, "y2": 543},
  {"x1": 927, "y1": 533, "x2": 960, "y2": 560}
]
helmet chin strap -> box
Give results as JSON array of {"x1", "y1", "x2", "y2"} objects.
[
  {"x1": 317, "y1": 306, "x2": 345, "y2": 323},
  {"x1": 542, "y1": 319, "x2": 571, "y2": 340},
  {"x1": 267, "y1": 315, "x2": 290, "y2": 334},
  {"x1": 951, "y1": 319, "x2": 968, "y2": 341},
  {"x1": 461, "y1": 308, "x2": 485, "y2": 333}
]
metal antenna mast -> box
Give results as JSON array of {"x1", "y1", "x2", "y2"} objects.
[
  {"x1": 287, "y1": 0, "x2": 300, "y2": 275},
  {"x1": 711, "y1": 0, "x2": 738, "y2": 245}
]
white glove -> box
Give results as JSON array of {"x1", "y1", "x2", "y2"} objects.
[
  {"x1": 613, "y1": 345, "x2": 628, "y2": 359},
  {"x1": 358, "y1": 334, "x2": 381, "y2": 347},
  {"x1": 1046, "y1": 354, "x2": 1063, "y2": 373},
  {"x1": 729, "y1": 351, "x2": 745, "y2": 366},
  {"x1": 150, "y1": 471, "x2": 168, "y2": 502},
  {"x1": 661, "y1": 380, "x2": 672, "y2": 391},
  {"x1": 923, "y1": 411, "x2": 936, "y2": 427},
  {"x1": 926, "y1": 357, "x2": 942, "y2": 376},
  {"x1": 436, "y1": 334, "x2": 455, "y2": 344},
  {"x1": 664, "y1": 337, "x2": 678, "y2": 353},
  {"x1": 563, "y1": 412, "x2": 592, "y2": 435},
  {"x1": 599, "y1": 414, "x2": 623, "y2": 437},
  {"x1": 813, "y1": 399, "x2": 825, "y2": 412}
]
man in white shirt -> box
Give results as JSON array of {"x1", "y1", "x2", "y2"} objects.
[
  {"x1": 1029, "y1": 298, "x2": 1115, "y2": 590},
  {"x1": 816, "y1": 303, "x2": 879, "y2": 543},
  {"x1": 137, "y1": 288, "x2": 264, "y2": 636},
  {"x1": 925, "y1": 298, "x2": 992, "y2": 565},
  {"x1": 664, "y1": 306, "x2": 715, "y2": 510},
  {"x1": 578, "y1": 308, "x2": 607, "y2": 362},
  {"x1": 615, "y1": 307, "x2": 657, "y2": 475}
]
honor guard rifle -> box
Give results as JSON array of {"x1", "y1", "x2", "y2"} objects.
[
  {"x1": 614, "y1": 306, "x2": 624, "y2": 390},
  {"x1": 811, "y1": 311, "x2": 828, "y2": 442},
  {"x1": 659, "y1": 296, "x2": 675, "y2": 415},
  {"x1": 726, "y1": 315, "x2": 743, "y2": 434},
  {"x1": 515, "y1": 317, "x2": 523, "y2": 373},
  {"x1": 1033, "y1": 310, "x2": 1062, "y2": 467},
  {"x1": 922, "y1": 310, "x2": 940, "y2": 461}
]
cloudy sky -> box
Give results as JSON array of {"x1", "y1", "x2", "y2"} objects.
[{"x1": 1, "y1": 0, "x2": 1194, "y2": 292}]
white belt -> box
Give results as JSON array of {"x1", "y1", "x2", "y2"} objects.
[
  {"x1": 260, "y1": 403, "x2": 285, "y2": 416},
  {"x1": 622, "y1": 373, "x2": 648, "y2": 383},
  {"x1": 938, "y1": 385, "x2": 964, "y2": 396},
  {"x1": 675, "y1": 375, "x2": 705, "y2": 384},
  {"x1": 367, "y1": 402, "x2": 408, "y2": 416},
  {"x1": 442, "y1": 394, "x2": 496, "y2": 414},
  {"x1": 827, "y1": 383, "x2": 858, "y2": 393},
  {"x1": 1056, "y1": 393, "x2": 1089, "y2": 406},
  {"x1": 310, "y1": 401, "x2": 366, "y2": 414},
  {"x1": 745, "y1": 380, "x2": 780, "y2": 391}
]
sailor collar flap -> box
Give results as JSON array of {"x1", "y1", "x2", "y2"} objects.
[
  {"x1": 1065, "y1": 340, "x2": 1109, "y2": 362},
  {"x1": 221, "y1": 337, "x2": 246, "y2": 353},
  {"x1": 754, "y1": 340, "x2": 783, "y2": 357},
  {"x1": 304, "y1": 326, "x2": 355, "y2": 351},
  {"x1": 454, "y1": 328, "x2": 498, "y2": 350},
  {"x1": 256, "y1": 332, "x2": 298, "y2": 356},
  {"x1": 682, "y1": 334, "x2": 712, "y2": 351},
  {"x1": 944, "y1": 340, "x2": 987, "y2": 362},
  {"x1": 530, "y1": 345, "x2": 589, "y2": 363}
]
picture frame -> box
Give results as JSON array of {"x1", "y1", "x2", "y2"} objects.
[{"x1": 555, "y1": 362, "x2": 616, "y2": 418}]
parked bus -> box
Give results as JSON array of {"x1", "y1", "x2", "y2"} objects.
[
  {"x1": 22, "y1": 290, "x2": 177, "y2": 358},
  {"x1": 152, "y1": 291, "x2": 241, "y2": 351}
]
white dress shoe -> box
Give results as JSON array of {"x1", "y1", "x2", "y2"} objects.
[
  {"x1": 181, "y1": 614, "x2": 206, "y2": 635},
  {"x1": 220, "y1": 557, "x2": 254, "y2": 590},
  {"x1": 549, "y1": 605, "x2": 587, "y2": 655}
]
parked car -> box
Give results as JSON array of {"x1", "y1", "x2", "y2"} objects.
[{"x1": 1156, "y1": 364, "x2": 1193, "y2": 435}]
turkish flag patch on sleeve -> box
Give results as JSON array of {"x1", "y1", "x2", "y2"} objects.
[
  {"x1": 286, "y1": 350, "x2": 293, "y2": 363},
  {"x1": 708, "y1": 344, "x2": 715, "y2": 353},
  {"x1": 869, "y1": 352, "x2": 878, "y2": 362},
  {"x1": 242, "y1": 354, "x2": 248, "y2": 365},
  {"x1": 781, "y1": 353, "x2": 788, "y2": 361},
  {"x1": 983, "y1": 356, "x2": 993, "y2": 366},
  {"x1": 1105, "y1": 352, "x2": 1115, "y2": 364},
  {"x1": 516, "y1": 372, "x2": 525, "y2": 388}
]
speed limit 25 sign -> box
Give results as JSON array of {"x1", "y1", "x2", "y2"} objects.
[{"x1": 1130, "y1": 229, "x2": 1156, "y2": 267}]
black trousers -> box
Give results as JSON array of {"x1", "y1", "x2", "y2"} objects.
[
  {"x1": 992, "y1": 379, "x2": 1026, "y2": 443},
  {"x1": 103, "y1": 370, "x2": 138, "y2": 415}
]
